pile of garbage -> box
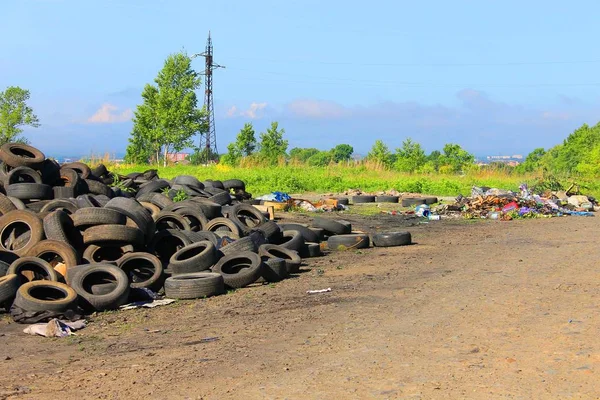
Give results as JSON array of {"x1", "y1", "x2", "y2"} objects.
[
  {"x1": 435, "y1": 184, "x2": 597, "y2": 220},
  {"x1": 0, "y1": 143, "x2": 414, "y2": 336}
]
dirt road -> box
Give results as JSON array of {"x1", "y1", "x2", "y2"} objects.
[{"x1": 1, "y1": 215, "x2": 599, "y2": 399}]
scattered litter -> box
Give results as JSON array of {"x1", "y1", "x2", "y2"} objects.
[
  {"x1": 307, "y1": 288, "x2": 332, "y2": 294},
  {"x1": 23, "y1": 319, "x2": 86, "y2": 338},
  {"x1": 119, "y1": 299, "x2": 177, "y2": 311}
]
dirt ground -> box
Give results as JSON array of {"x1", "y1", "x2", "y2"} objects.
[{"x1": 1, "y1": 213, "x2": 599, "y2": 399}]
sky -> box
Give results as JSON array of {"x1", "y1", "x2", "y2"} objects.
[{"x1": 2, "y1": 0, "x2": 600, "y2": 159}]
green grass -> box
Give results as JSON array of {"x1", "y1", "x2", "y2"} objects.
[{"x1": 112, "y1": 164, "x2": 600, "y2": 198}]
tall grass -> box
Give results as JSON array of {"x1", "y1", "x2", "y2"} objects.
[{"x1": 111, "y1": 163, "x2": 600, "y2": 198}]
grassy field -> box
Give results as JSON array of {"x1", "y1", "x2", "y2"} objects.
[{"x1": 111, "y1": 163, "x2": 600, "y2": 198}]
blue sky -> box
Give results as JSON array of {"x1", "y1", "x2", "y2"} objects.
[{"x1": 1, "y1": 0, "x2": 600, "y2": 158}]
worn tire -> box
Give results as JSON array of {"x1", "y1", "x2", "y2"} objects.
[
  {"x1": 148, "y1": 229, "x2": 192, "y2": 266},
  {"x1": 73, "y1": 208, "x2": 126, "y2": 228},
  {"x1": 83, "y1": 224, "x2": 144, "y2": 246},
  {"x1": 279, "y1": 223, "x2": 319, "y2": 243},
  {"x1": 0, "y1": 193, "x2": 16, "y2": 215},
  {"x1": 300, "y1": 242, "x2": 322, "y2": 258},
  {"x1": 172, "y1": 175, "x2": 204, "y2": 189},
  {"x1": 0, "y1": 143, "x2": 45, "y2": 168},
  {"x1": 154, "y1": 211, "x2": 191, "y2": 231},
  {"x1": 53, "y1": 186, "x2": 76, "y2": 199},
  {"x1": 327, "y1": 234, "x2": 370, "y2": 250},
  {"x1": 0, "y1": 274, "x2": 19, "y2": 305},
  {"x1": 40, "y1": 199, "x2": 78, "y2": 214},
  {"x1": 205, "y1": 217, "x2": 243, "y2": 238},
  {"x1": 62, "y1": 162, "x2": 91, "y2": 179},
  {"x1": 83, "y1": 179, "x2": 112, "y2": 197},
  {"x1": 70, "y1": 264, "x2": 130, "y2": 311},
  {"x1": 136, "y1": 179, "x2": 171, "y2": 197},
  {"x1": 276, "y1": 230, "x2": 305, "y2": 252},
  {"x1": 43, "y1": 210, "x2": 82, "y2": 248},
  {"x1": 174, "y1": 207, "x2": 209, "y2": 231},
  {"x1": 312, "y1": 217, "x2": 351, "y2": 235},
  {"x1": 13, "y1": 280, "x2": 77, "y2": 313},
  {"x1": 372, "y1": 231, "x2": 412, "y2": 247},
  {"x1": 258, "y1": 244, "x2": 302, "y2": 274},
  {"x1": 164, "y1": 272, "x2": 225, "y2": 299},
  {"x1": 6, "y1": 166, "x2": 42, "y2": 185},
  {"x1": 228, "y1": 204, "x2": 267, "y2": 234},
  {"x1": 219, "y1": 236, "x2": 257, "y2": 256},
  {"x1": 376, "y1": 195, "x2": 399, "y2": 203},
  {"x1": 253, "y1": 221, "x2": 282, "y2": 243},
  {"x1": 117, "y1": 252, "x2": 163, "y2": 290},
  {"x1": 83, "y1": 244, "x2": 134, "y2": 264},
  {"x1": 260, "y1": 257, "x2": 288, "y2": 282},
  {"x1": 169, "y1": 241, "x2": 219, "y2": 275},
  {"x1": 139, "y1": 201, "x2": 161, "y2": 218},
  {"x1": 211, "y1": 252, "x2": 262, "y2": 289},
  {"x1": 26, "y1": 240, "x2": 80, "y2": 278},
  {"x1": 424, "y1": 197, "x2": 438, "y2": 205},
  {"x1": 401, "y1": 197, "x2": 427, "y2": 207},
  {"x1": 0, "y1": 210, "x2": 44, "y2": 256},
  {"x1": 58, "y1": 168, "x2": 80, "y2": 188},
  {"x1": 187, "y1": 199, "x2": 222, "y2": 219},
  {"x1": 8, "y1": 257, "x2": 58, "y2": 284},
  {"x1": 352, "y1": 195, "x2": 376, "y2": 204},
  {"x1": 6, "y1": 183, "x2": 52, "y2": 200},
  {"x1": 208, "y1": 191, "x2": 232, "y2": 206},
  {"x1": 136, "y1": 192, "x2": 174, "y2": 210},
  {"x1": 181, "y1": 230, "x2": 220, "y2": 247},
  {"x1": 223, "y1": 179, "x2": 245, "y2": 191},
  {"x1": 105, "y1": 197, "x2": 155, "y2": 241}
]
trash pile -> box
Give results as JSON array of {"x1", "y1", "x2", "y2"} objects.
[
  {"x1": 0, "y1": 143, "x2": 413, "y2": 335},
  {"x1": 435, "y1": 184, "x2": 597, "y2": 220}
]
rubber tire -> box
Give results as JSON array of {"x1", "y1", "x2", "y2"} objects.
[
  {"x1": 0, "y1": 210, "x2": 45, "y2": 256},
  {"x1": 308, "y1": 227, "x2": 325, "y2": 241},
  {"x1": 40, "y1": 199, "x2": 78, "y2": 214},
  {"x1": 352, "y1": 195, "x2": 376, "y2": 204},
  {"x1": 205, "y1": 217, "x2": 243, "y2": 238},
  {"x1": 117, "y1": 252, "x2": 163, "y2": 289},
  {"x1": 13, "y1": 280, "x2": 77, "y2": 313},
  {"x1": 136, "y1": 192, "x2": 174, "y2": 209},
  {"x1": 300, "y1": 242, "x2": 322, "y2": 258},
  {"x1": 91, "y1": 163, "x2": 108, "y2": 179},
  {"x1": 0, "y1": 193, "x2": 17, "y2": 215},
  {"x1": 70, "y1": 264, "x2": 130, "y2": 311},
  {"x1": 82, "y1": 224, "x2": 144, "y2": 246},
  {"x1": 82, "y1": 244, "x2": 134, "y2": 264},
  {"x1": 164, "y1": 272, "x2": 225, "y2": 299},
  {"x1": 312, "y1": 217, "x2": 352, "y2": 235},
  {"x1": 73, "y1": 208, "x2": 126, "y2": 228},
  {"x1": 401, "y1": 198, "x2": 427, "y2": 207},
  {"x1": 279, "y1": 223, "x2": 319, "y2": 243},
  {"x1": 376, "y1": 195, "x2": 399, "y2": 203},
  {"x1": 168, "y1": 241, "x2": 219, "y2": 275},
  {"x1": 228, "y1": 204, "x2": 267, "y2": 234},
  {"x1": 53, "y1": 186, "x2": 76, "y2": 199},
  {"x1": 83, "y1": 179, "x2": 112, "y2": 197},
  {"x1": 253, "y1": 221, "x2": 282, "y2": 243},
  {"x1": 372, "y1": 231, "x2": 412, "y2": 247},
  {"x1": 136, "y1": 179, "x2": 171, "y2": 197},
  {"x1": 219, "y1": 236, "x2": 257, "y2": 256},
  {"x1": 105, "y1": 197, "x2": 155, "y2": 241},
  {"x1": 187, "y1": 199, "x2": 222, "y2": 219},
  {"x1": 0, "y1": 274, "x2": 19, "y2": 305},
  {"x1": 43, "y1": 210, "x2": 82, "y2": 248},
  {"x1": 148, "y1": 229, "x2": 193, "y2": 265},
  {"x1": 0, "y1": 143, "x2": 45, "y2": 168},
  {"x1": 154, "y1": 211, "x2": 192, "y2": 231},
  {"x1": 260, "y1": 257, "x2": 288, "y2": 282},
  {"x1": 327, "y1": 234, "x2": 370, "y2": 250},
  {"x1": 26, "y1": 240, "x2": 80, "y2": 273},
  {"x1": 8, "y1": 256, "x2": 59, "y2": 284},
  {"x1": 6, "y1": 166, "x2": 42, "y2": 185},
  {"x1": 424, "y1": 197, "x2": 438, "y2": 205},
  {"x1": 258, "y1": 244, "x2": 302, "y2": 274},
  {"x1": 223, "y1": 179, "x2": 245, "y2": 191},
  {"x1": 58, "y1": 168, "x2": 80, "y2": 188},
  {"x1": 6, "y1": 183, "x2": 52, "y2": 200},
  {"x1": 208, "y1": 191, "x2": 232, "y2": 206},
  {"x1": 211, "y1": 251, "x2": 263, "y2": 289},
  {"x1": 174, "y1": 207, "x2": 209, "y2": 231},
  {"x1": 62, "y1": 162, "x2": 91, "y2": 179},
  {"x1": 276, "y1": 230, "x2": 305, "y2": 252},
  {"x1": 181, "y1": 230, "x2": 219, "y2": 247},
  {"x1": 172, "y1": 175, "x2": 204, "y2": 189}
]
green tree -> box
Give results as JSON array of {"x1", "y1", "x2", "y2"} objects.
[
  {"x1": 307, "y1": 151, "x2": 333, "y2": 166},
  {"x1": 258, "y1": 122, "x2": 288, "y2": 165},
  {"x1": 125, "y1": 52, "x2": 206, "y2": 166},
  {"x1": 187, "y1": 146, "x2": 220, "y2": 165},
  {"x1": 236, "y1": 122, "x2": 257, "y2": 156},
  {"x1": 0, "y1": 86, "x2": 40, "y2": 144},
  {"x1": 394, "y1": 138, "x2": 426, "y2": 172},
  {"x1": 366, "y1": 139, "x2": 392, "y2": 168},
  {"x1": 289, "y1": 147, "x2": 320, "y2": 163},
  {"x1": 331, "y1": 144, "x2": 354, "y2": 162},
  {"x1": 542, "y1": 123, "x2": 600, "y2": 174},
  {"x1": 515, "y1": 147, "x2": 546, "y2": 173},
  {"x1": 220, "y1": 142, "x2": 242, "y2": 166},
  {"x1": 439, "y1": 143, "x2": 475, "y2": 172}
]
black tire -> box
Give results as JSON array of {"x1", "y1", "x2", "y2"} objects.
[
  {"x1": 181, "y1": 230, "x2": 220, "y2": 247},
  {"x1": 70, "y1": 264, "x2": 130, "y2": 311},
  {"x1": 154, "y1": 211, "x2": 191, "y2": 231},
  {"x1": 164, "y1": 272, "x2": 224, "y2": 299},
  {"x1": 0, "y1": 274, "x2": 19, "y2": 305},
  {"x1": 26, "y1": 240, "x2": 80, "y2": 269},
  {"x1": 205, "y1": 217, "x2": 243, "y2": 238},
  {"x1": 73, "y1": 208, "x2": 126, "y2": 228},
  {"x1": 6, "y1": 166, "x2": 42, "y2": 185},
  {"x1": 0, "y1": 210, "x2": 45, "y2": 256},
  {"x1": 0, "y1": 193, "x2": 16, "y2": 215},
  {"x1": 279, "y1": 223, "x2": 320, "y2": 243},
  {"x1": 7, "y1": 196, "x2": 26, "y2": 210},
  {"x1": 136, "y1": 192, "x2": 174, "y2": 209},
  {"x1": 43, "y1": 210, "x2": 82, "y2": 248},
  {"x1": 187, "y1": 199, "x2": 222, "y2": 219},
  {"x1": 91, "y1": 163, "x2": 108, "y2": 179},
  {"x1": 401, "y1": 197, "x2": 427, "y2": 207},
  {"x1": 260, "y1": 257, "x2": 288, "y2": 282},
  {"x1": 62, "y1": 162, "x2": 91, "y2": 179},
  {"x1": 6, "y1": 183, "x2": 52, "y2": 200},
  {"x1": 136, "y1": 179, "x2": 171, "y2": 197},
  {"x1": 117, "y1": 252, "x2": 163, "y2": 290},
  {"x1": 276, "y1": 230, "x2": 305, "y2": 252},
  {"x1": 253, "y1": 221, "x2": 282, "y2": 243},
  {"x1": 424, "y1": 197, "x2": 438, "y2": 205},
  {"x1": 58, "y1": 168, "x2": 81, "y2": 188},
  {"x1": 174, "y1": 207, "x2": 209, "y2": 232},
  {"x1": 105, "y1": 197, "x2": 155, "y2": 241},
  {"x1": 228, "y1": 204, "x2": 267, "y2": 234},
  {"x1": 312, "y1": 217, "x2": 351, "y2": 235},
  {"x1": 334, "y1": 197, "x2": 349, "y2": 206},
  {"x1": 40, "y1": 199, "x2": 78, "y2": 214},
  {"x1": 352, "y1": 195, "x2": 375, "y2": 204},
  {"x1": 53, "y1": 186, "x2": 76, "y2": 199},
  {"x1": 376, "y1": 195, "x2": 399, "y2": 203},
  {"x1": 75, "y1": 194, "x2": 101, "y2": 208},
  {"x1": 25, "y1": 200, "x2": 51, "y2": 213},
  {"x1": 39, "y1": 159, "x2": 61, "y2": 185},
  {"x1": 327, "y1": 234, "x2": 370, "y2": 250},
  {"x1": 83, "y1": 225, "x2": 144, "y2": 246},
  {"x1": 93, "y1": 195, "x2": 111, "y2": 207},
  {"x1": 139, "y1": 201, "x2": 161, "y2": 218},
  {"x1": 211, "y1": 252, "x2": 262, "y2": 289},
  {"x1": 83, "y1": 179, "x2": 112, "y2": 197},
  {"x1": 208, "y1": 191, "x2": 232, "y2": 206},
  {"x1": 209, "y1": 180, "x2": 225, "y2": 190},
  {"x1": 258, "y1": 244, "x2": 302, "y2": 274},
  {"x1": 8, "y1": 256, "x2": 58, "y2": 284},
  {"x1": 83, "y1": 244, "x2": 134, "y2": 264},
  {"x1": 372, "y1": 231, "x2": 412, "y2": 247},
  {"x1": 219, "y1": 236, "x2": 257, "y2": 256},
  {"x1": 169, "y1": 241, "x2": 219, "y2": 275},
  {"x1": 308, "y1": 227, "x2": 325, "y2": 241},
  {"x1": 13, "y1": 280, "x2": 77, "y2": 313},
  {"x1": 222, "y1": 179, "x2": 245, "y2": 191},
  {"x1": 300, "y1": 242, "x2": 322, "y2": 258},
  {"x1": 172, "y1": 175, "x2": 204, "y2": 189},
  {"x1": 0, "y1": 143, "x2": 45, "y2": 168}
]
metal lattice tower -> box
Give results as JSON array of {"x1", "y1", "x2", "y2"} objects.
[{"x1": 193, "y1": 32, "x2": 224, "y2": 163}]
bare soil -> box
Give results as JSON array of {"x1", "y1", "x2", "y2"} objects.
[{"x1": 1, "y1": 214, "x2": 599, "y2": 399}]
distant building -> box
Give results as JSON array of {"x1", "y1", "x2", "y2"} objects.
[{"x1": 166, "y1": 153, "x2": 189, "y2": 163}]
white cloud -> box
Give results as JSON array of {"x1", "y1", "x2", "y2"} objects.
[
  {"x1": 286, "y1": 99, "x2": 350, "y2": 119},
  {"x1": 226, "y1": 102, "x2": 267, "y2": 119},
  {"x1": 87, "y1": 103, "x2": 133, "y2": 124}
]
